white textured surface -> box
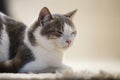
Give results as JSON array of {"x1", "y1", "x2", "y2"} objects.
[{"x1": 0, "y1": 70, "x2": 120, "y2": 80}]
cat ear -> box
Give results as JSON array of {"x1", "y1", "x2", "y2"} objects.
[
  {"x1": 64, "y1": 9, "x2": 77, "y2": 19},
  {"x1": 38, "y1": 7, "x2": 53, "y2": 23}
]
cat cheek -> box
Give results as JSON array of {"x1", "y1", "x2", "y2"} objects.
[
  {"x1": 70, "y1": 35, "x2": 75, "y2": 41},
  {"x1": 57, "y1": 38, "x2": 65, "y2": 45}
]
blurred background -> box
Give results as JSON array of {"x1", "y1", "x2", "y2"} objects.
[{"x1": 1, "y1": 0, "x2": 120, "y2": 73}]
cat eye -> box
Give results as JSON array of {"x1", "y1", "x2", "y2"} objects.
[
  {"x1": 71, "y1": 31, "x2": 76, "y2": 35},
  {"x1": 56, "y1": 31, "x2": 63, "y2": 35}
]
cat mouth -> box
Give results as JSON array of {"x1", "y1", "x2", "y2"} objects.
[{"x1": 63, "y1": 45, "x2": 70, "y2": 49}]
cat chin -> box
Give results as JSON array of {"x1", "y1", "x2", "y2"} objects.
[
  {"x1": 62, "y1": 47, "x2": 69, "y2": 50},
  {"x1": 59, "y1": 45, "x2": 71, "y2": 50},
  {"x1": 63, "y1": 45, "x2": 70, "y2": 49},
  {"x1": 55, "y1": 46, "x2": 68, "y2": 50},
  {"x1": 55, "y1": 43, "x2": 72, "y2": 50}
]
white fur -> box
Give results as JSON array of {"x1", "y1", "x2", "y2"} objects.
[
  {"x1": 20, "y1": 22, "x2": 75, "y2": 73},
  {"x1": 0, "y1": 24, "x2": 9, "y2": 61}
]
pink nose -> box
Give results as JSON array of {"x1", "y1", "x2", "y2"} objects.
[{"x1": 66, "y1": 40, "x2": 71, "y2": 45}]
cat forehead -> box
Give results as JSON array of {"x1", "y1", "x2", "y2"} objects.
[
  {"x1": 52, "y1": 14, "x2": 74, "y2": 27},
  {"x1": 45, "y1": 14, "x2": 75, "y2": 31},
  {"x1": 63, "y1": 23, "x2": 74, "y2": 33},
  {"x1": 56, "y1": 15, "x2": 76, "y2": 32}
]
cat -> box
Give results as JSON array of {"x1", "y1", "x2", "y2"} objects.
[{"x1": 0, "y1": 7, "x2": 77, "y2": 73}]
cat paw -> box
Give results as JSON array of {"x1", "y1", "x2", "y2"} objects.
[{"x1": 56, "y1": 64, "x2": 73, "y2": 73}]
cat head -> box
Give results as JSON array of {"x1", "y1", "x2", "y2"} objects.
[{"x1": 36, "y1": 7, "x2": 77, "y2": 50}]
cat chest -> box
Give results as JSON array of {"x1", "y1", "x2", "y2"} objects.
[
  {"x1": 32, "y1": 47, "x2": 62, "y2": 66},
  {"x1": 19, "y1": 47, "x2": 62, "y2": 73}
]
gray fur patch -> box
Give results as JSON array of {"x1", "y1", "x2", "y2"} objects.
[{"x1": 0, "y1": 13, "x2": 35, "y2": 73}]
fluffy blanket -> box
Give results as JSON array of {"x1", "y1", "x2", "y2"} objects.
[{"x1": 0, "y1": 70, "x2": 120, "y2": 80}]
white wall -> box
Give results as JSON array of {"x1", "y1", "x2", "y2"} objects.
[{"x1": 8, "y1": 0, "x2": 120, "y2": 72}]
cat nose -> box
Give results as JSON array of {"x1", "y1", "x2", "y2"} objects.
[{"x1": 66, "y1": 39, "x2": 71, "y2": 45}]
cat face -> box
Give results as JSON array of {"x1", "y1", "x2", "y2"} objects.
[
  {"x1": 53, "y1": 22, "x2": 77, "y2": 49},
  {"x1": 38, "y1": 7, "x2": 77, "y2": 49}
]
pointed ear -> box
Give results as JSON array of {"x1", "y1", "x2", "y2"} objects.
[
  {"x1": 64, "y1": 9, "x2": 77, "y2": 19},
  {"x1": 38, "y1": 7, "x2": 53, "y2": 23}
]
